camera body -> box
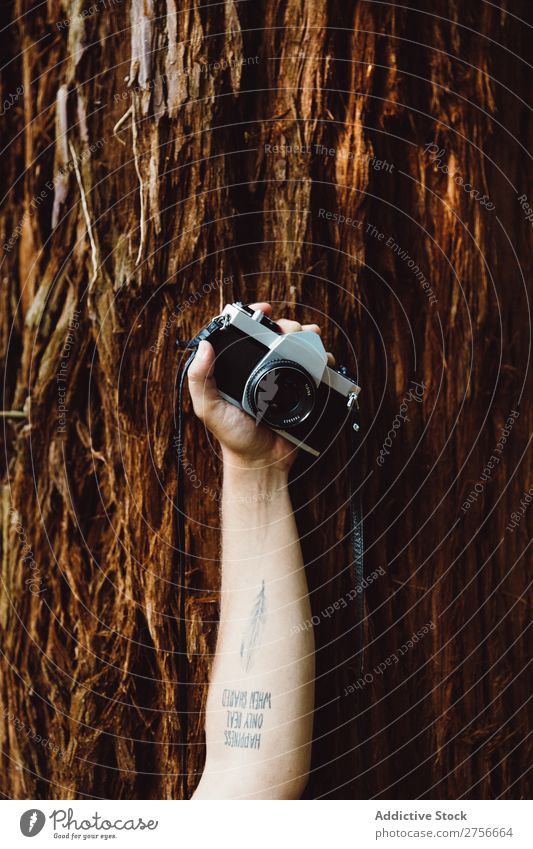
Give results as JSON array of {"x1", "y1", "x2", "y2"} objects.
[{"x1": 191, "y1": 302, "x2": 360, "y2": 456}]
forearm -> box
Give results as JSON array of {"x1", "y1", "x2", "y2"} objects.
[{"x1": 193, "y1": 457, "x2": 315, "y2": 799}]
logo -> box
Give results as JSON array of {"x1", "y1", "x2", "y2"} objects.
[
  {"x1": 20, "y1": 809, "x2": 46, "y2": 837},
  {"x1": 255, "y1": 370, "x2": 279, "y2": 425}
]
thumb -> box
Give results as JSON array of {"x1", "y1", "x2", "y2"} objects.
[{"x1": 187, "y1": 340, "x2": 220, "y2": 421}]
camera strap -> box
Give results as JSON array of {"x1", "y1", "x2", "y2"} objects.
[
  {"x1": 175, "y1": 348, "x2": 197, "y2": 800},
  {"x1": 348, "y1": 416, "x2": 365, "y2": 677},
  {"x1": 175, "y1": 342, "x2": 365, "y2": 795}
]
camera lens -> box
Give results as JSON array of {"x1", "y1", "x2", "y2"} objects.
[{"x1": 246, "y1": 360, "x2": 316, "y2": 429}]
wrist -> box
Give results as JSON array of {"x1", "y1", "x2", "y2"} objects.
[
  {"x1": 221, "y1": 449, "x2": 291, "y2": 477},
  {"x1": 222, "y1": 451, "x2": 290, "y2": 491}
]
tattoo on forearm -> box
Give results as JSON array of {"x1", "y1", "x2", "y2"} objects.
[
  {"x1": 240, "y1": 580, "x2": 266, "y2": 672},
  {"x1": 222, "y1": 688, "x2": 272, "y2": 750}
]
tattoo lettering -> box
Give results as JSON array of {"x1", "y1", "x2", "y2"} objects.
[
  {"x1": 240, "y1": 580, "x2": 267, "y2": 672},
  {"x1": 222, "y1": 689, "x2": 272, "y2": 749}
]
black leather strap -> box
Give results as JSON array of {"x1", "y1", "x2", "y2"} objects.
[
  {"x1": 175, "y1": 347, "x2": 197, "y2": 799},
  {"x1": 349, "y1": 419, "x2": 365, "y2": 675}
]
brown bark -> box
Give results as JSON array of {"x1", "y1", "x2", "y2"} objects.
[{"x1": 0, "y1": 0, "x2": 531, "y2": 799}]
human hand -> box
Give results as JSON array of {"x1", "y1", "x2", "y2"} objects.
[{"x1": 187, "y1": 302, "x2": 333, "y2": 472}]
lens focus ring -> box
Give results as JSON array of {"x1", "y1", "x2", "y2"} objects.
[{"x1": 246, "y1": 359, "x2": 316, "y2": 430}]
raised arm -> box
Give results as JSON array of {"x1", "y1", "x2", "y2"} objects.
[{"x1": 188, "y1": 303, "x2": 317, "y2": 800}]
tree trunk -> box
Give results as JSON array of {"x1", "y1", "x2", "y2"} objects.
[{"x1": 1, "y1": 0, "x2": 531, "y2": 799}]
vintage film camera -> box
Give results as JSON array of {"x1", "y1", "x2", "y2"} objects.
[{"x1": 189, "y1": 302, "x2": 360, "y2": 456}]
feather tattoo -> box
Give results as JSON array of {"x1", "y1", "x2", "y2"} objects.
[{"x1": 240, "y1": 580, "x2": 267, "y2": 672}]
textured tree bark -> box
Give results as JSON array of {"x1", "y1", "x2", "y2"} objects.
[{"x1": 0, "y1": 0, "x2": 531, "y2": 799}]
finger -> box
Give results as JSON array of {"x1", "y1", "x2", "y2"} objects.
[
  {"x1": 248, "y1": 302, "x2": 272, "y2": 314},
  {"x1": 187, "y1": 341, "x2": 220, "y2": 421},
  {"x1": 276, "y1": 318, "x2": 302, "y2": 334},
  {"x1": 300, "y1": 323, "x2": 333, "y2": 362},
  {"x1": 301, "y1": 323, "x2": 333, "y2": 362},
  {"x1": 302, "y1": 323, "x2": 321, "y2": 335}
]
